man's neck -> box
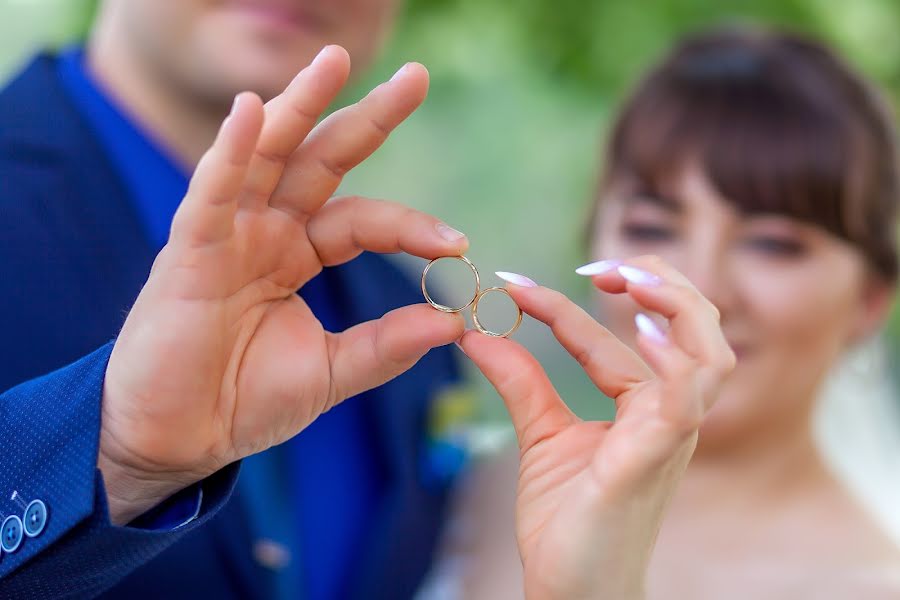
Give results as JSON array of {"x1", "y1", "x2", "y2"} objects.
[{"x1": 84, "y1": 33, "x2": 227, "y2": 169}]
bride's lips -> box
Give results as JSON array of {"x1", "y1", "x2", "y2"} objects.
[{"x1": 222, "y1": 0, "x2": 329, "y2": 33}]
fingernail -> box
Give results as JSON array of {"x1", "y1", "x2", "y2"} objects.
[
  {"x1": 435, "y1": 222, "x2": 466, "y2": 243},
  {"x1": 618, "y1": 265, "x2": 662, "y2": 286},
  {"x1": 230, "y1": 95, "x2": 240, "y2": 116},
  {"x1": 635, "y1": 313, "x2": 667, "y2": 344},
  {"x1": 495, "y1": 271, "x2": 537, "y2": 288},
  {"x1": 312, "y1": 45, "x2": 331, "y2": 67},
  {"x1": 390, "y1": 63, "x2": 411, "y2": 82},
  {"x1": 575, "y1": 259, "x2": 622, "y2": 276}
]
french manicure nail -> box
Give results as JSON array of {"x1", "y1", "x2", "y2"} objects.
[
  {"x1": 495, "y1": 271, "x2": 537, "y2": 288},
  {"x1": 575, "y1": 259, "x2": 622, "y2": 276},
  {"x1": 635, "y1": 313, "x2": 667, "y2": 344},
  {"x1": 390, "y1": 63, "x2": 411, "y2": 82},
  {"x1": 435, "y1": 222, "x2": 466, "y2": 243},
  {"x1": 618, "y1": 265, "x2": 662, "y2": 286}
]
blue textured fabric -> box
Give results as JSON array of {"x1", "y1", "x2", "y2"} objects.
[
  {"x1": 56, "y1": 46, "x2": 387, "y2": 598},
  {"x1": 0, "y1": 344, "x2": 240, "y2": 598},
  {"x1": 0, "y1": 52, "x2": 463, "y2": 599}
]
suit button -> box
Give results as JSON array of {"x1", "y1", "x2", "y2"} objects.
[
  {"x1": 1, "y1": 515, "x2": 23, "y2": 553},
  {"x1": 23, "y1": 500, "x2": 48, "y2": 537},
  {"x1": 252, "y1": 539, "x2": 291, "y2": 571}
]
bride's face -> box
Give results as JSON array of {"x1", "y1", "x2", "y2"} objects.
[{"x1": 591, "y1": 166, "x2": 892, "y2": 451}]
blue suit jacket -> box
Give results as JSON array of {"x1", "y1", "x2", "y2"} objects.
[{"x1": 0, "y1": 55, "x2": 461, "y2": 599}]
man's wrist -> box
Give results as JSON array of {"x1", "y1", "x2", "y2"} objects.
[{"x1": 96, "y1": 441, "x2": 197, "y2": 526}]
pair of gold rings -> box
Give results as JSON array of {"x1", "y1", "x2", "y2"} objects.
[{"x1": 421, "y1": 255, "x2": 523, "y2": 338}]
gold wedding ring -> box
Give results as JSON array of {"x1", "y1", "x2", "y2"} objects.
[
  {"x1": 421, "y1": 256, "x2": 524, "y2": 338},
  {"x1": 472, "y1": 287, "x2": 523, "y2": 338},
  {"x1": 421, "y1": 255, "x2": 480, "y2": 313}
]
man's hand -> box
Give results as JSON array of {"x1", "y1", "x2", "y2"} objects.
[{"x1": 98, "y1": 46, "x2": 468, "y2": 525}]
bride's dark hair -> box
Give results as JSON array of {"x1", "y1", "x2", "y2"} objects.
[{"x1": 594, "y1": 27, "x2": 900, "y2": 280}]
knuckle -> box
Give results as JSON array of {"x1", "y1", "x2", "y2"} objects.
[
  {"x1": 497, "y1": 362, "x2": 540, "y2": 397},
  {"x1": 668, "y1": 355, "x2": 699, "y2": 383},
  {"x1": 543, "y1": 287, "x2": 570, "y2": 310},
  {"x1": 671, "y1": 284, "x2": 700, "y2": 308},
  {"x1": 316, "y1": 156, "x2": 347, "y2": 180},
  {"x1": 289, "y1": 100, "x2": 320, "y2": 126},
  {"x1": 709, "y1": 301, "x2": 722, "y2": 322},
  {"x1": 328, "y1": 195, "x2": 362, "y2": 212},
  {"x1": 718, "y1": 347, "x2": 738, "y2": 374},
  {"x1": 572, "y1": 342, "x2": 600, "y2": 372},
  {"x1": 672, "y1": 407, "x2": 705, "y2": 435}
]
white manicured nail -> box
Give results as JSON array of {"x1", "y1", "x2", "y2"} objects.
[
  {"x1": 575, "y1": 259, "x2": 622, "y2": 276},
  {"x1": 635, "y1": 313, "x2": 667, "y2": 344},
  {"x1": 495, "y1": 271, "x2": 537, "y2": 288},
  {"x1": 618, "y1": 265, "x2": 662, "y2": 286},
  {"x1": 390, "y1": 63, "x2": 411, "y2": 82},
  {"x1": 436, "y1": 223, "x2": 466, "y2": 243}
]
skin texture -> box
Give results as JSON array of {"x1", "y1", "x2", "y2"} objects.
[{"x1": 87, "y1": 0, "x2": 399, "y2": 166}]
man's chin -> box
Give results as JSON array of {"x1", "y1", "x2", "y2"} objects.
[{"x1": 200, "y1": 59, "x2": 310, "y2": 103}]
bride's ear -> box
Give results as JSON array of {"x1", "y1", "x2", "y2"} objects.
[{"x1": 847, "y1": 274, "x2": 896, "y2": 346}]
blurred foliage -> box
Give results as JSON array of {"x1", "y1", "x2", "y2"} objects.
[
  {"x1": 400, "y1": 0, "x2": 900, "y2": 103},
  {"x1": 2, "y1": 0, "x2": 899, "y2": 421},
  {"x1": 0, "y1": 0, "x2": 95, "y2": 79}
]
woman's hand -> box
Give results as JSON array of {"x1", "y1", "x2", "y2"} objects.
[
  {"x1": 99, "y1": 46, "x2": 468, "y2": 524},
  {"x1": 458, "y1": 256, "x2": 735, "y2": 599}
]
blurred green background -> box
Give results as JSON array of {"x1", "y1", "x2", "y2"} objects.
[{"x1": 2, "y1": 0, "x2": 899, "y2": 424}]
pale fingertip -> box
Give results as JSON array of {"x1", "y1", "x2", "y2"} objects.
[
  {"x1": 495, "y1": 271, "x2": 538, "y2": 288},
  {"x1": 388, "y1": 62, "x2": 430, "y2": 91},
  {"x1": 220, "y1": 93, "x2": 244, "y2": 132},
  {"x1": 390, "y1": 62, "x2": 411, "y2": 82},
  {"x1": 575, "y1": 259, "x2": 622, "y2": 276},
  {"x1": 407, "y1": 62, "x2": 429, "y2": 80},
  {"x1": 312, "y1": 44, "x2": 346, "y2": 67},
  {"x1": 635, "y1": 312, "x2": 668, "y2": 344},
  {"x1": 391, "y1": 61, "x2": 428, "y2": 79}
]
